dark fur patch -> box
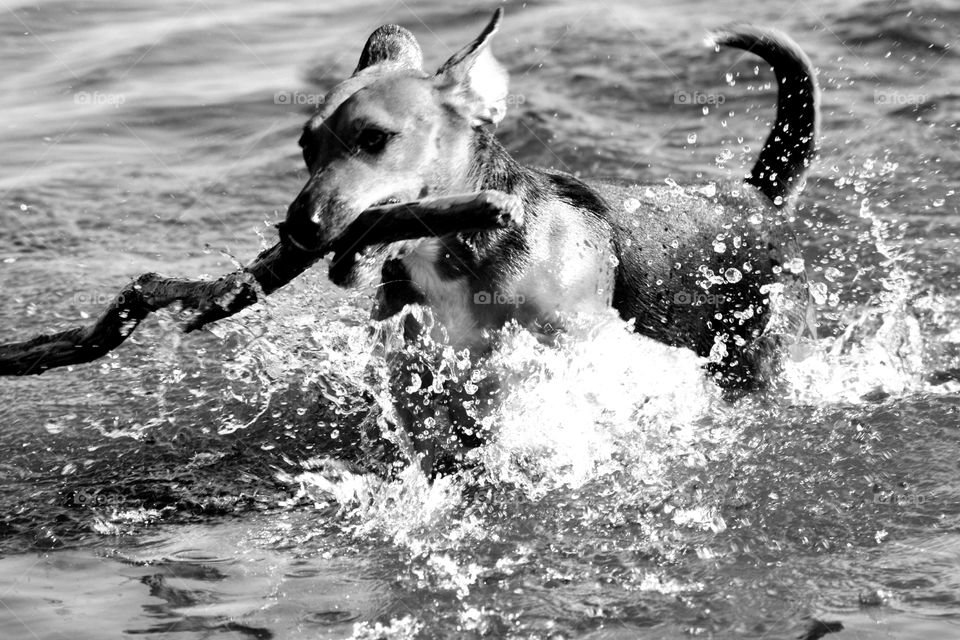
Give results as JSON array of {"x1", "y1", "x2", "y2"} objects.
[{"x1": 545, "y1": 171, "x2": 610, "y2": 220}]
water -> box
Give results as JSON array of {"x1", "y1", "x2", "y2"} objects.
[{"x1": 1, "y1": 0, "x2": 959, "y2": 638}]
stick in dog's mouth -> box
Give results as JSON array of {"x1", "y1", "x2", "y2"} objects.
[
  {"x1": 0, "y1": 191, "x2": 521, "y2": 376},
  {"x1": 280, "y1": 190, "x2": 522, "y2": 258},
  {"x1": 277, "y1": 196, "x2": 410, "y2": 254},
  {"x1": 325, "y1": 191, "x2": 523, "y2": 285}
]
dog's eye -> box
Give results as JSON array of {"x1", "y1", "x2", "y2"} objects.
[{"x1": 355, "y1": 127, "x2": 391, "y2": 154}]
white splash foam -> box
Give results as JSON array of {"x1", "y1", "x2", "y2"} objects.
[{"x1": 478, "y1": 311, "x2": 719, "y2": 495}]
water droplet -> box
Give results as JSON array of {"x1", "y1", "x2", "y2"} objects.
[
  {"x1": 809, "y1": 282, "x2": 828, "y2": 304},
  {"x1": 824, "y1": 267, "x2": 842, "y2": 282},
  {"x1": 724, "y1": 268, "x2": 742, "y2": 283},
  {"x1": 784, "y1": 257, "x2": 806, "y2": 273},
  {"x1": 405, "y1": 373, "x2": 422, "y2": 393}
]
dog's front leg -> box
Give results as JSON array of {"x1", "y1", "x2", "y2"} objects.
[{"x1": 383, "y1": 311, "x2": 497, "y2": 477}]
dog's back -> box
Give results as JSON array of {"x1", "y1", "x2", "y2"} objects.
[
  {"x1": 606, "y1": 26, "x2": 818, "y2": 388},
  {"x1": 512, "y1": 26, "x2": 820, "y2": 389}
]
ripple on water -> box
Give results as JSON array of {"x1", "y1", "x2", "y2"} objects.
[
  {"x1": 304, "y1": 609, "x2": 360, "y2": 625},
  {"x1": 164, "y1": 548, "x2": 237, "y2": 565}
]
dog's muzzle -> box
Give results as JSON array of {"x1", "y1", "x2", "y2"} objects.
[
  {"x1": 278, "y1": 194, "x2": 405, "y2": 254},
  {"x1": 278, "y1": 181, "x2": 330, "y2": 253},
  {"x1": 277, "y1": 218, "x2": 327, "y2": 254}
]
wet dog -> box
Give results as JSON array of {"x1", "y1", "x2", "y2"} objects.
[{"x1": 285, "y1": 10, "x2": 818, "y2": 472}]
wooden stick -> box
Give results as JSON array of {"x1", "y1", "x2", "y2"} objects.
[
  {"x1": 325, "y1": 190, "x2": 522, "y2": 284},
  {"x1": 0, "y1": 191, "x2": 521, "y2": 376}
]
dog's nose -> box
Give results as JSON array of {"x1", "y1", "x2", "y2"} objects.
[
  {"x1": 287, "y1": 185, "x2": 320, "y2": 224},
  {"x1": 280, "y1": 183, "x2": 325, "y2": 252}
]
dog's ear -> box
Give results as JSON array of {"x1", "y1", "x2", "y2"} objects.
[
  {"x1": 435, "y1": 8, "x2": 509, "y2": 127},
  {"x1": 355, "y1": 24, "x2": 423, "y2": 73}
]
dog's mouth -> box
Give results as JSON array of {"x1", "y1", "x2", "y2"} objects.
[{"x1": 280, "y1": 196, "x2": 405, "y2": 255}]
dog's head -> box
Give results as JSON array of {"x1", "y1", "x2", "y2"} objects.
[{"x1": 284, "y1": 9, "x2": 509, "y2": 253}]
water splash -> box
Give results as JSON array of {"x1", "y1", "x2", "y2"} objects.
[{"x1": 781, "y1": 159, "x2": 935, "y2": 403}]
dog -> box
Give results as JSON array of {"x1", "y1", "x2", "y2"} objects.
[{"x1": 285, "y1": 9, "x2": 818, "y2": 473}]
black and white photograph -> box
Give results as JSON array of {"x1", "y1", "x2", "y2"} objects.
[{"x1": 0, "y1": 0, "x2": 958, "y2": 638}]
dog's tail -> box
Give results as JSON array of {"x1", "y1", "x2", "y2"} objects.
[{"x1": 710, "y1": 25, "x2": 819, "y2": 206}]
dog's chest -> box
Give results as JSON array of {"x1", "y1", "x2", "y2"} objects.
[{"x1": 402, "y1": 239, "x2": 477, "y2": 345}]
